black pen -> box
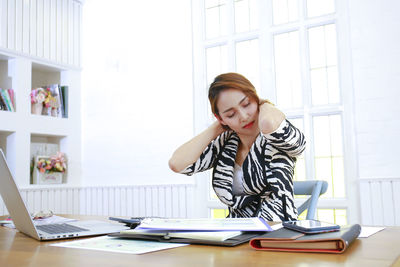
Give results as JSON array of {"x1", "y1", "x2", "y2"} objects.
[{"x1": 109, "y1": 217, "x2": 142, "y2": 225}]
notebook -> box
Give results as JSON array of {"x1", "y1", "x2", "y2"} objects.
[
  {"x1": 249, "y1": 224, "x2": 361, "y2": 253},
  {"x1": 0, "y1": 149, "x2": 129, "y2": 241}
]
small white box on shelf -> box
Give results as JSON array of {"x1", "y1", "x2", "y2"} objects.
[
  {"x1": 31, "y1": 143, "x2": 59, "y2": 158},
  {"x1": 32, "y1": 156, "x2": 63, "y2": 184}
]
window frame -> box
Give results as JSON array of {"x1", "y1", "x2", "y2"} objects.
[{"x1": 191, "y1": 0, "x2": 359, "y2": 223}]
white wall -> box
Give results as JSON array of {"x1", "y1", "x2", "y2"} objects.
[
  {"x1": 81, "y1": 0, "x2": 194, "y2": 186},
  {"x1": 80, "y1": 0, "x2": 400, "y2": 188},
  {"x1": 348, "y1": 0, "x2": 400, "y2": 179}
]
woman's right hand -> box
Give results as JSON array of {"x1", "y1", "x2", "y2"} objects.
[
  {"x1": 210, "y1": 120, "x2": 227, "y2": 136},
  {"x1": 168, "y1": 120, "x2": 226, "y2": 173}
]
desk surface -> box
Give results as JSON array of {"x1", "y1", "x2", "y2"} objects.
[{"x1": 0, "y1": 215, "x2": 399, "y2": 267}]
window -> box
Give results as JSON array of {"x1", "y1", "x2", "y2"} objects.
[
  {"x1": 192, "y1": 0, "x2": 356, "y2": 224},
  {"x1": 234, "y1": 0, "x2": 259, "y2": 33},
  {"x1": 313, "y1": 115, "x2": 345, "y2": 199},
  {"x1": 308, "y1": 24, "x2": 340, "y2": 105},
  {"x1": 235, "y1": 39, "x2": 260, "y2": 89},
  {"x1": 205, "y1": 0, "x2": 228, "y2": 39},
  {"x1": 274, "y1": 31, "x2": 302, "y2": 109}
]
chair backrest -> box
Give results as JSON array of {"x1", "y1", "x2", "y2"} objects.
[{"x1": 293, "y1": 180, "x2": 328, "y2": 220}]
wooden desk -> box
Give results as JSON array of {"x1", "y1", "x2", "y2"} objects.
[{"x1": 0, "y1": 216, "x2": 399, "y2": 267}]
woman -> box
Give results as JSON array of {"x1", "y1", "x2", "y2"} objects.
[{"x1": 169, "y1": 73, "x2": 306, "y2": 221}]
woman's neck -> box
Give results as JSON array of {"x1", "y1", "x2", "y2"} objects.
[{"x1": 237, "y1": 130, "x2": 259, "y2": 151}]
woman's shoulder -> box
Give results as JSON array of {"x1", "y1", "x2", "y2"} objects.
[
  {"x1": 214, "y1": 130, "x2": 240, "y2": 151},
  {"x1": 219, "y1": 129, "x2": 237, "y2": 141}
]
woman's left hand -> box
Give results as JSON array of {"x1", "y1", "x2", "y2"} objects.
[{"x1": 258, "y1": 101, "x2": 285, "y2": 135}]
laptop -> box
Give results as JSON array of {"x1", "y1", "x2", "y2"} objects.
[{"x1": 0, "y1": 149, "x2": 129, "y2": 241}]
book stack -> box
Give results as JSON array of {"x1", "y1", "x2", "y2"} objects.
[{"x1": 0, "y1": 88, "x2": 16, "y2": 112}]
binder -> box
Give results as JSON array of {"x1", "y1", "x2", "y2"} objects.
[
  {"x1": 108, "y1": 217, "x2": 272, "y2": 246},
  {"x1": 109, "y1": 231, "x2": 265, "y2": 247},
  {"x1": 249, "y1": 224, "x2": 361, "y2": 253}
]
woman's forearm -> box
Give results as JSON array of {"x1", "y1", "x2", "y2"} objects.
[{"x1": 168, "y1": 121, "x2": 225, "y2": 173}]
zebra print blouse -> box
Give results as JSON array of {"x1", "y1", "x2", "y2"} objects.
[{"x1": 181, "y1": 119, "x2": 306, "y2": 222}]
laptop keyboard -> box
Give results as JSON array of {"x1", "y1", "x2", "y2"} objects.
[{"x1": 36, "y1": 223, "x2": 89, "y2": 234}]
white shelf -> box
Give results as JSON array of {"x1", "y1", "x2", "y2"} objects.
[
  {"x1": 0, "y1": 0, "x2": 83, "y2": 188},
  {"x1": 0, "y1": 54, "x2": 81, "y2": 188},
  {"x1": 0, "y1": 112, "x2": 18, "y2": 131},
  {"x1": 29, "y1": 116, "x2": 71, "y2": 135}
]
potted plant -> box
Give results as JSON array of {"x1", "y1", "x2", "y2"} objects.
[{"x1": 32, "y1": 152, "x2": 67, "y2": 184}]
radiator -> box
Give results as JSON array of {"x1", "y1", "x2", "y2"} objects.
[
  {"x1": 359, "y1": 178, "x2": 400, "y2": 226},
  {"x1": 3, "y1": 180, "x2": 398, "y2": 225},
  {"x1": 0, "y1": 184, "x2": 195, "y2": 218}
]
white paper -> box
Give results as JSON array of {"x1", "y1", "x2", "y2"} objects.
[
  {"x1": 358, "y1": 226, "x2": 385, "y2": 238},
  {"x1": 122, "y1": 228, "x2": 242, "y2": 241},
  {"x1": 270, "y1": 223, "x2": 283, "y2": 231},
  {"x1": 51, "y1": 236, "x2": 188, "y2": 254},
  {"x1": 137, "y1": 217, "x2": 272, "y2": 231}
]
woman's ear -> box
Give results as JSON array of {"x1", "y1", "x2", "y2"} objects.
[{"x1": 214, "y1": 113, "x2": 227, "y2": 126}]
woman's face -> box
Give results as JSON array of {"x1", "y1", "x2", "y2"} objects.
[{"x1": 216, "y1": 89, "x2": 259, "y2": 135}]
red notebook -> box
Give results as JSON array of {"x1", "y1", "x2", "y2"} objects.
[{"x1": 249, "y1": 224, "x2": 361, "y2": 254}]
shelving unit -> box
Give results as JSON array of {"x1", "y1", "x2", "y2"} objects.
[
  {"x1": 0, "y1": 54, "x2": 82, "y2": 188},
  {"x1": 0, "y1": 0, "x2": 83, "y2": 189}
]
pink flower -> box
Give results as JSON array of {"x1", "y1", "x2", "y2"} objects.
[
  {"x1": 36, "y1": 152, "x2": 67, "y2": 173},
  {"x1": 36, "y1": 93, "x2": 46, "y2": 103},
  {"x1": 30, "y1": 88, "x2": 47, "y2": 104}
]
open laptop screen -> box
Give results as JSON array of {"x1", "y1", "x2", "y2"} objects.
[{"x1": 0, "y1": 149, "x2": 40, "y2": 239}]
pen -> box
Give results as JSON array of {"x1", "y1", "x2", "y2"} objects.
[{"x1": 109, "y1": 217, "x2": 142, "y2": 228}]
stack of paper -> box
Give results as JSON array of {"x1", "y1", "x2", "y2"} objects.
[
  {"x1": 110, "y1": 217, "x2": 272, "y2": 246},
  {"x1": 121, "y1": 229, "x2": 242, "y2": 242},
  {"x1": 136, "y1": 217, "x2": 271, "y2": 231}
]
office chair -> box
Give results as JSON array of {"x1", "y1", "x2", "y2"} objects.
[{"x1": 293, "y1": 180, "x2": 328, "y2": 220}]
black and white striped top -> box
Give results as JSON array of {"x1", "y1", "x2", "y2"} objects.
[{"x1": 181, "y1": 119, "x2": 306, "y2": 221}]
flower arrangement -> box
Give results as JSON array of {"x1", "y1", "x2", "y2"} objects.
[
  {"x1": 43, "y1": 87, "x2": 59, "y2": 110},
  {"x1": 36, "y1": 152, "x2": 67, "y2": 173},
  {"x1": 30, "y1": 87, "x2": 60, "y2": 116},
  {"x1": 30, "y1": 88, "x2": 48, "y2": 104}
]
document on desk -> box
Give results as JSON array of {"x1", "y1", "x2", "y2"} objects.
[
  {"x1": 120, "y1": 229, "x2": 243, "y2": 242},
  {"x1": 358, "y1": 226, "x2": 385, "y2": 238},
  {"x1": 136, "y1": 217, "x2": 272, "y2": 231},
  {"x1": 51, "y1": 236, "x2": 188, "y2": 254}
]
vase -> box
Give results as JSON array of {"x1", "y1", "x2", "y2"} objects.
[
  {"x1": 31, "y1": 102, "x2": 43, "y2": 115},
  {"x1": 32, "y1": 169, "x2": 63, "y2": 184},
  {"x1": 51, "y1": 108, "x2": 58, "y2": 117}
]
